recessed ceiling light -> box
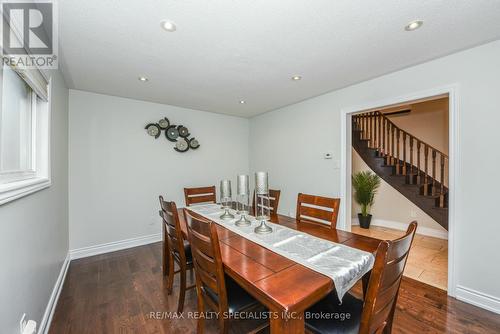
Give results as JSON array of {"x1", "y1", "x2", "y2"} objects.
[
  {"x1": 405, "y1": 20, "x2": 423, "y2": 31},
  {"x1": 239, "y1": 100, "x2": 246, "y2": 104},
  {"x1": 161, "y1": 20, "x2": 177, "y2": 32},
  {"x1": 138, "y1": 76, "x2": 149, "y2": 82},
  {"x1": 291, "y1": 75, "x2": 302, "y2": 81}
]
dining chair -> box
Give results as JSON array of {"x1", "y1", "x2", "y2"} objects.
[
  {"x1": 159, "y1": 196, "x2": 170, "y2": 277},
  {"x1": 296, "y1": 193, "x2": 341, "y2": 229},
  {"x1": 184, "y1": 186, "x2": 217, "y2": 206},
  {"x1": 252, "y1": 189, "x2": 281, "y2": 222},
  {"x1": 305, "y1": 221, "x2": 417, "y2": 334},
  {"x1": 184, "y1": 209, "x2": 267, "y2": 334},
  {"x1": 160, "y1": 198, "x2": 195, "y2": 313}
]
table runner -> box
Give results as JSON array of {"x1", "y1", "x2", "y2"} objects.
[{"x1": 189, "y1": 204, "x2": 375, "y2": 301}]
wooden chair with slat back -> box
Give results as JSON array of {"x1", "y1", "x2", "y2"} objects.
[
  {"x1": 159, "y1": 196, "x2": 170, "y2": 277},
  {"x1": 252, "y1": 189, "x2": 281, "y2": 223},
  {"x1": 305, "y1": 221, "x2": 418, "y2": 334},
  {"x1": 184, "y1": 186, "x2": 217, "y2": 206},
  {"x1": 159, "y1": 197, "x2": 195, "y2": 313},
  {"x1": 296, "y1": 193, "x2": 341, "y2": 229},
  {"x1": 184, "y1": 209, "x2": 267, "y2": 334}
]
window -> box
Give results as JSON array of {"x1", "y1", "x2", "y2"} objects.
[{"x1": 0, "y1": 65, "x2": 51, "y2": 205}]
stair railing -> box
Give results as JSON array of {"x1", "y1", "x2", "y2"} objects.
[{"x1": 353, "y1": 111, "x2": 448, "y2": 208}]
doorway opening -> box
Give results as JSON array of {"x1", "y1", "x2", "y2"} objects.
[{"x1": 339, "y1": 86, "x2": 458, "y2": 296}]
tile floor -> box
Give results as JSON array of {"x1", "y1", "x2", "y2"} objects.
[{"x1": 351, "y1": 225, "x2": 448, "y2": 290}]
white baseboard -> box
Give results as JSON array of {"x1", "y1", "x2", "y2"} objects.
[
  {"x1": 69, "y1": 233, "x2": 162, "y2": 260},
  {"x1": 39, "y1": 253, "x2": 70, "y2": 334},
  {"x1": 352, "y1": 217, "x2": 448, "y2": 240},
  {"x1": 456, "y1": 286, "x2": 500, "y2": 314}
]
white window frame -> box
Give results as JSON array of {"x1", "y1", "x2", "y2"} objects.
[{"x1": 0, "y1": 72, "x2": 51, "y2": 205}]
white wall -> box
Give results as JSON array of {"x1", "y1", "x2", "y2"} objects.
[
  {"x1": 69, "y1": 90, "x2": 249, "y2": 250},
  {"x1": 0, "y1": 71, "x2": 69, "y2": 332},
  {"x1": 250, "y1": 40, "x2": 500, "y2": 309}
]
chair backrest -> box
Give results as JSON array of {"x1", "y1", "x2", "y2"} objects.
[
  {"x1": 295, "y1": 193, "x2": 341, "y2": 229},
  {"x1": 359, "y1": 221, "x2": 417, "y2": 334},
  {"x1": 184, "y1": 209, "x2": 228, "y2": 313},
  {"x1": 252, "y1": 189, "x2": 281, "y2": 222},
  {"x1": 184, "y1": 186, "x2": 217, "y2": 206},
  {"x1": 159, "y1": 198, "x2": 187, "y2": 264}
]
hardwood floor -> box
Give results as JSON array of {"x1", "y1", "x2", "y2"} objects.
[
  {"x1": 351, "y1": 225, "x2": 448, "y2": 290},
  {"x1": 49, "y1": 243, "x2": 500, "y2": 334}
]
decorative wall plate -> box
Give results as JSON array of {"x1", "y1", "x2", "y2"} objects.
[
  {"x1": 145, "y1": 116, "x2": 200, "y2": 153},
  {"x1": 145, "y1": 123, "x2": 161, "y2": 138},
  {"x1": 158, "y1": 117, "x2": 170, "y2": 129},
  {"x1": 165, "y1": 125, "x2": 180, "y2": 142},
  {"x1": 189, "y1": 138, "x2": 200, "y2": 149},
  {"x1": 177, "y1": 125, "x2": 190, "y2": 138},
  {"x1": 175, "y1": 138, "x2": 190, "y2": 152}
]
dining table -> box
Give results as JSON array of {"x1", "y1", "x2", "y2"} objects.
[{"x1": 174, "y1": 207, "x2": 382, "y2": 334}]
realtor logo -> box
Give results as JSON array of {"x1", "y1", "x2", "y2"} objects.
[{"x1": 1, "y1": 0, "x2": 58, "y2": 68}]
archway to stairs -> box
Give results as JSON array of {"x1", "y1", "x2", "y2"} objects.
[{"x1": 339, "y1": 86, "x2": 458, "y2": 297}]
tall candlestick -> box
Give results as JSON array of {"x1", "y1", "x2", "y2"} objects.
[
  {"x1": 219, "y1": 179, "x2": 235, "y2": 220},
  {"x1": 220, "y1": 179, "x2": 232, "y2": 198},
  {"x1": 237, "y1": 174, "x2": 249, "y2": 196},
  {"x1": 235, "y1": 174, "x2": 251, "y2": 226},
  {"x1": 255, "y1": 171, "x2": 269, "y2": 195},
  {"x1": 254, "y1": 172, "x2": 272, "y2": 234}
]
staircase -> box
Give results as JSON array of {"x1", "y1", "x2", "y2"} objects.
[{"x1": 352, "y1": 111, "x2": 448, "y2": 230}]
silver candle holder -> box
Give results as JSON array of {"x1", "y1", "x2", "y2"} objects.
[
  {"x1": 235, "y1": 174, "x2": 251, "y2": 227},
  {"x1": 219, "y1": 179, "x2": 235, "y2": 220},
  {"x1": 254, "y1": 172, "x2": 273, "y2": 234}
]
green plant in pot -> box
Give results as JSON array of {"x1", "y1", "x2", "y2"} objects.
[{"x1": 352, "y1": 171, "x2": 381, "y2": 229}]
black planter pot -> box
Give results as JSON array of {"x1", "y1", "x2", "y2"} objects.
[{"x1": 358, "y1": 214, "x2": 372, "y2": 229}]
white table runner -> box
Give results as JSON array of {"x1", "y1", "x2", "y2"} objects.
[{"x1": 189, "y1": 204, "x2": 375, "y2": 301}]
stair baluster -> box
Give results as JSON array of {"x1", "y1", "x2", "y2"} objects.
[
  {"x1": 363, "y1": 113, "x2": 367, "y2": 141},
  {"x1": 390, "y1": 124, "x2": 395, "y2": 165},
  {"x1": 402, "y1": 132, "x2": 407, "y2": 175},
  {"x1": 370, "y1": 112, "x2": 377, "y2": 148},
  {"x1": 377, "y1": 112, "x2": 382, "y2": 156},
  {"x1": 408, "y1": 136, "x2": 414, "y2": 183},
  {"x1": 382, "y1": 115, "x2": 386, "y2": 156},
  {"x1": 440, "y1": 155, "x2": 445, "y2": 208},
  {"x1": 395, "y1": 129, "x2": 400, "y2": 174},
  {"x1": 423, "y1": 145, "x2": 429, "y2": 196},
  {"x1": 417, "y1": 141, "x2": 421, "y2": 185},
  {"x1": 432, "y1": 150, "x2": 437, "y2": 197},
  {"x1": 369, "y1": 112, "x2": 373, "y2": 147}
]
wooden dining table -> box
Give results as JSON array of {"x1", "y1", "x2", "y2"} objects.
[{"x1": 175, "y1": 208, "x2": 381, "y2": 334}]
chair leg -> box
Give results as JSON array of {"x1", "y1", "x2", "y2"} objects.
[
  {"x1": 177, "y1": 265, "x2": 187, "y2": 313},
  {"x1": 166, "y1": 253, "x2": 175, "y2": 295},
  {"x1": 197, "y1": 291, "x2": 205, "y2": 334},
  {"x1": 162, "y1": 225, "x2": 168, "y2": 276},
  {"x1": 219, "y1": 318, "x2": 228, "y2": 334}
]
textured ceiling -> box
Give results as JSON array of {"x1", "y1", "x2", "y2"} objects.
[{"x1": 59, "y1": 0, "x2": 500, "y2": 117}]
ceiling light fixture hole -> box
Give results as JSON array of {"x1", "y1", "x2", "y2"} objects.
[
  {"x1": 405, "y1": 20, "x2": 423, "y2": 31},
  {"x1": 161, "y1": 20, "x2": 177, "y2": 32}
]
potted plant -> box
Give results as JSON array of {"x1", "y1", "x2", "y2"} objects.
[{"x1": 352, "y1": 171, "x2": 381, "y2": 229}]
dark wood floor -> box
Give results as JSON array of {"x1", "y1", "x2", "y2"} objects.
[{"x1": 50, "y1": 243, "x2": 500, "y2": 334}]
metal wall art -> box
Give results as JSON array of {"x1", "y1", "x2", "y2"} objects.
[{"x1": 145, "y1": 117, "x2": 200, "y2": 153}]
